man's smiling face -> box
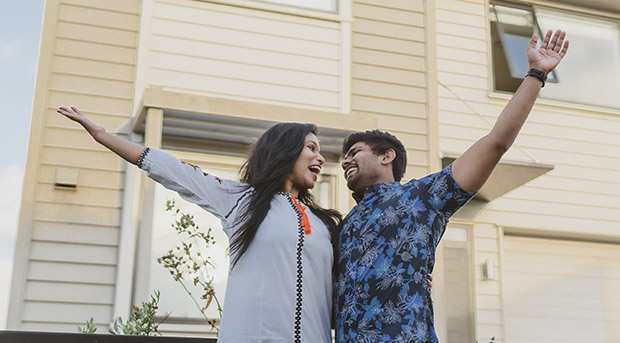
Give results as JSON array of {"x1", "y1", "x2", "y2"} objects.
[{"x1": 341, "y1": 142, "x2": 385, "y2": 195}]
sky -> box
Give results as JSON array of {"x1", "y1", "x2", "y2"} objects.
[{"x1": 0, "y1": 1, "x2": 45, "y2": 329}]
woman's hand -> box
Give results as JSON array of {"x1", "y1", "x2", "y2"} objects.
[
  {"x1": 57, "y1": 106, "x2": 106, "y2": 139},
  {"x1": 57, "y1": 105, "x2": 144, "y2": 165}
]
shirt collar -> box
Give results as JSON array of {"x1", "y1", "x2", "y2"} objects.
[{"x1": 352, "y1": 181, "x2": 400, "y2": 203}]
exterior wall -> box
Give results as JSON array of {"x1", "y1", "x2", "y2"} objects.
[
  {"x1": 434, "y1": 0, "x2": 620, "y2": 237},
  {"x1": 136, "y1": 0, "x2": 346, "y2": 112},
  {"x1": 351, "y1": 0, "x2": 431, "y2": 179},
  {"x1": 8, "y1": 0, "x2": 139, "y2": 331}
]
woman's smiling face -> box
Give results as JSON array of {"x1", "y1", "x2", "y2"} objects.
[{"x1": 283, "y1": 133, "x2": 325, "y2": 196}]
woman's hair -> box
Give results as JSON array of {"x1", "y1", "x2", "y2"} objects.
[{"x1": 229, "y1": 122, "x2": 341, "y2": 268}]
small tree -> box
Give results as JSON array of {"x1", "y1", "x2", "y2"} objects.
[{"x1": 157, "y1": 200, "x2": 222, "y2": 331}]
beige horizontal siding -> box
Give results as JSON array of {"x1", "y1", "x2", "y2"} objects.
[
  {"x1": 436, "y1": 0, "x2": 620, "y2": 237},
  {"x1": 13, "y1": 0, "x2": 139, "y2": 331},
  {"x1": 503, "y1": 236, "x2": 620, "y2": 343},
  {"x1": 144, "y1": 0, "x2": 342, "y2": 111}
]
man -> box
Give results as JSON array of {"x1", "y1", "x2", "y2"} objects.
[{"x1": 335, "y1": 29, "x2": 569, "y2": 342}]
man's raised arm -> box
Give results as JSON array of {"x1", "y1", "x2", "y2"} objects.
[{"x1": 452, "y1": 29, "x2": 569, "y2": 193}]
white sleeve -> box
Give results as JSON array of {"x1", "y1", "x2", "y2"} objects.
[{"x1": 138, "y1": 147, "x2": 249, "y2": 222}]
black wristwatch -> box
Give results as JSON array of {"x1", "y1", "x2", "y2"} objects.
[{"x1": 526, "y1": 68, "x2": 547, "y2": 87}]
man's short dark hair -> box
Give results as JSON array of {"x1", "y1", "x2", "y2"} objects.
[{"x1": 342, "y1": 130, "x2": 407, "y2": 182}]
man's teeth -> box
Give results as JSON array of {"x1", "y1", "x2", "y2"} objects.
[{"x1": 346, "y1": 168, "x2": 356, "y2": 179}]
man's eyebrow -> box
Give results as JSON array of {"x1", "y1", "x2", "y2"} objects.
[{"x1": 344, "y1": 146, "x2": 358, "y2": 158}]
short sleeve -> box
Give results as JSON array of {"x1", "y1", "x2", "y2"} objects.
[
  {"x1": 139, "y1": 147, "x2": 249, "y2": 222},
  {"x1": 419, "y1": 164, "x2": 475, "y2": 218}
]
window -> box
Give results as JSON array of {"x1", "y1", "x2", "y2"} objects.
[
  {"x1": 150, "y1": 167, "x2": 238, "y2": 322},
  {"x1": 490, "y1": 3, "x2": 620, "y2": 109}
]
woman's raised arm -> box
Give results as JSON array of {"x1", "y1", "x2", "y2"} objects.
[{"x1": 57, "y1": 105, "x2": 144, "y2": 165}]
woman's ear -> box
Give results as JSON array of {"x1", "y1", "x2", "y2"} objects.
[{"x1": 381, "y1": 149, "x2": 396, "y2": 165}]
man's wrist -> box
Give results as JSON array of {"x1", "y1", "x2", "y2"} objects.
[{"x1": 525, "y1": 68, "x2": 547, "y2": 87}]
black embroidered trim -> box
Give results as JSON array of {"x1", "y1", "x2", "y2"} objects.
[
  {"x1": 224, "y1": 190, "x2": 253, "y2": 220},
  {"x1": 286, "y1": 195, "x2": 305, "y2": 343},
  {"x1": 136, "y1": 147, "x2": 150, "y2": 169}
]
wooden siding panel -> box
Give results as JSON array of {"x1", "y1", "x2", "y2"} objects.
[
  {"x1": 352, "y1": 48, "x2": 425, "y2": 71},
  {"x1": 149, "y1": 51, "x2": 339, "y2": 91},
  {"x1": 58, "y1": 3, "x2": 138, "y2": 31},
  {"x1": 22, "y1": 302, "x2": 112, "y2": 324},
  {"x1": 150, "y1": 18, "x2": 339, "y2": 59},
  {"x1": 56, "y1": 22, "x2": 137, "y2": 48},
  {"x1": 353, "y1": 33, "x2": 425, "y2": 56},
  {"x1": 24, "y1": 281, "x2": 115, "y2": 304},
  {"x1": 32, "y1": 222, "x2": 119, "y2": 246},
  {"x1": 353, "y1": 3, "x2": 424, "y2": 25},
  {"x1": 28, "y1": 261, "x2": 116, "y2": 285},
  {"x1": 30, "y1": 241, "x2": 118, "y2": 265},
  {"x1": 154, "y1": 1, "x2": 339, "y2": 43},
  {"x1": 150, "y1": 35, "x2": 339, "y2": 74},
  {"x1": 62, "y1": 0, "x2": 139, "y2": 13},
  {"x1": 33, "y1": 202, "x2": 120, "y2": 227},
  {"x1": 353, "y1": 64, "x2": 426, "y2": 86},
  {"x1": 52, "y1": 56, "x2": 134, "y2": 82},
  {"x1": 50, "y1": 74, "x2": 132, "y2": 98},
  {"x1": 355, "y1": 0, "x2": 424, "y2": 12},
  {"x1": 352, "y1": 80, "x2": 426, "y2": 102},
  {"x1": 55, "y1": 39, "x2": 135, "y2": 65},
  {"x1": 354, "y1": 18, "x2": 425, "y2": 41}
]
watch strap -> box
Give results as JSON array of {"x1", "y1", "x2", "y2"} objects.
[{"x1": 526, "y1": 68, "x2": 547, "y2": 87}]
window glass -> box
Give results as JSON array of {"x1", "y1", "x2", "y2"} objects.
[
  {"x1": 150, "y1": 167, "x2": 238, "y2": 321},
  {"x1": 535, "y1": 7, "x2": 620, "y2": 108},
  {"x1": 491, "y1": 3, "x2": 620, "y2": 109}
]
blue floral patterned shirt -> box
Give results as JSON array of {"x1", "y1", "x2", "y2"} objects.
[{"x1": 335, "y1": 165, "x2": 475, "y2": 343}]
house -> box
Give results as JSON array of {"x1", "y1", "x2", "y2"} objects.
[{"x1": 8, "y1": 0, "x2": 620, "y2": 341}]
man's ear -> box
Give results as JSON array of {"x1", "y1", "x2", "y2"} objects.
[{"x1": 381, "y1": 149, "x2": 396, "y2": 165}]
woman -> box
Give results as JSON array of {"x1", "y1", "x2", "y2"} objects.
[{"x1": 57, "y1": 106, "x2": 341, "y2": 343}]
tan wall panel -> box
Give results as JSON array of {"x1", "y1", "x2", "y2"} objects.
[
  {"x1": 352, "y1": 96, "x2": 426, "y2": 117},
  {"x1": 150, "y1": 35, "x2": 339, "y2": 74},
  {"x1": 32, "y1": 222, "x2": 119, "y2": 246},
  {"x1": 22, "y1": 302, "x2": 112, "y2": 324},
  {"x1": 56, "y1": 22, "x2": 137, "y2": 48},
  {"x1": 50, "y1": 74, "x2": 133, "y2": 98},
  {"x1": 436, "y1": 33, "x2": 487, "y2": 52},
  {"x1": 148, "y1": 69, "x2": 339, "y2": 109},
  {"x1": 28, "y1": 261, "x2": 116, "y2": 285},
  {"x1": 436, "y1": 8, "x2": 486, "y2": 28},
  {"x1": 58, "y1": 3, "x2": 138, "y2": 31},
  {"x1": 24, "y1": 281, "x2": 115, "y2": 304},
  {"x1": 48, "y1": 91, "x2": 131, "y2": 115},
  {"x1": 353, "y1": 33, "x2": 425, "y2": 56},
  {"x1": 353, "y1": 3, "x2": 424, "y2": 24},
  {"x1": 30, "y1": 241, "x2": 118, "y2": 265},
  {"x1": 356, "y1": 0, "x2": 424, "y2": 12},
  {"x1": 55, "y1": 39, "x2": 135, "y2": 64},
  {"x1": 352, "y1": 48, "x2": 426, "y2": 71},
  {"x1": 37, "y1": 165, "x2": 122, "y2": 189},
  {"x1": 436, "y1": 21, "x2": 486, "y2": 40},
  {"x1": 437, "y1": 71, "x2": 488, "y2": 89},
  {"x1": 33, "y1": 202, "x2": 120, "y2": 227},
  {"x1": 353, "y1": 18, "x2": 425, "y2": 41},
  {"x1": 437, "y1": 46, "x2": 488, "y2": 65},
  {"x1": 45, "y1": 109, "x2": 130, "y2": 131},
  {"x1": 353, "y1": 63, "x2": 426, "y2": 86},
  {"x1": 149, "y1": 51, "x2": 339, "y2": 91},
  {"x1": 376, "y1": 116, "x2": 428, "y2": 134},
  {"x1": 155, "y1": 1, "x2": 339, "y2": 42},
  {"x1": 39, "y1": 147, "x2": 123, "y2": 171},
  {"x1": 352, "y1": 80, "x2": 426, "y2": 102},
  {"x1": 437, "y1": 0, "x2": 485, "y2": 15},
  {"x1": 151, "y1": 18, "x2": 339, "y2": 59},
  {"x1": 62, "y1": 0, "x2": 139, "y2": 13},
  {"x1": 478, "y1": 211, "x2": 618, "y2": 234},
  {"x1": 35, "y1": 184, "x2": 122, "y2": 209},
  {"x1": 52, "y1": 56, "x2": 134, "y2": 82},
  {"x1": 437, "y1": 59, "x2": 488, "y2": 77}
]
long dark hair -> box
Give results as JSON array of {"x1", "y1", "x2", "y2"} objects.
[{"x1": 229, "y1": 122, "x2": 341, "y2": 267}]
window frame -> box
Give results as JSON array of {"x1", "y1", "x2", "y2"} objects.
[{"x1": 487, "y1": 0, "x2": 620, "y2": 111}]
